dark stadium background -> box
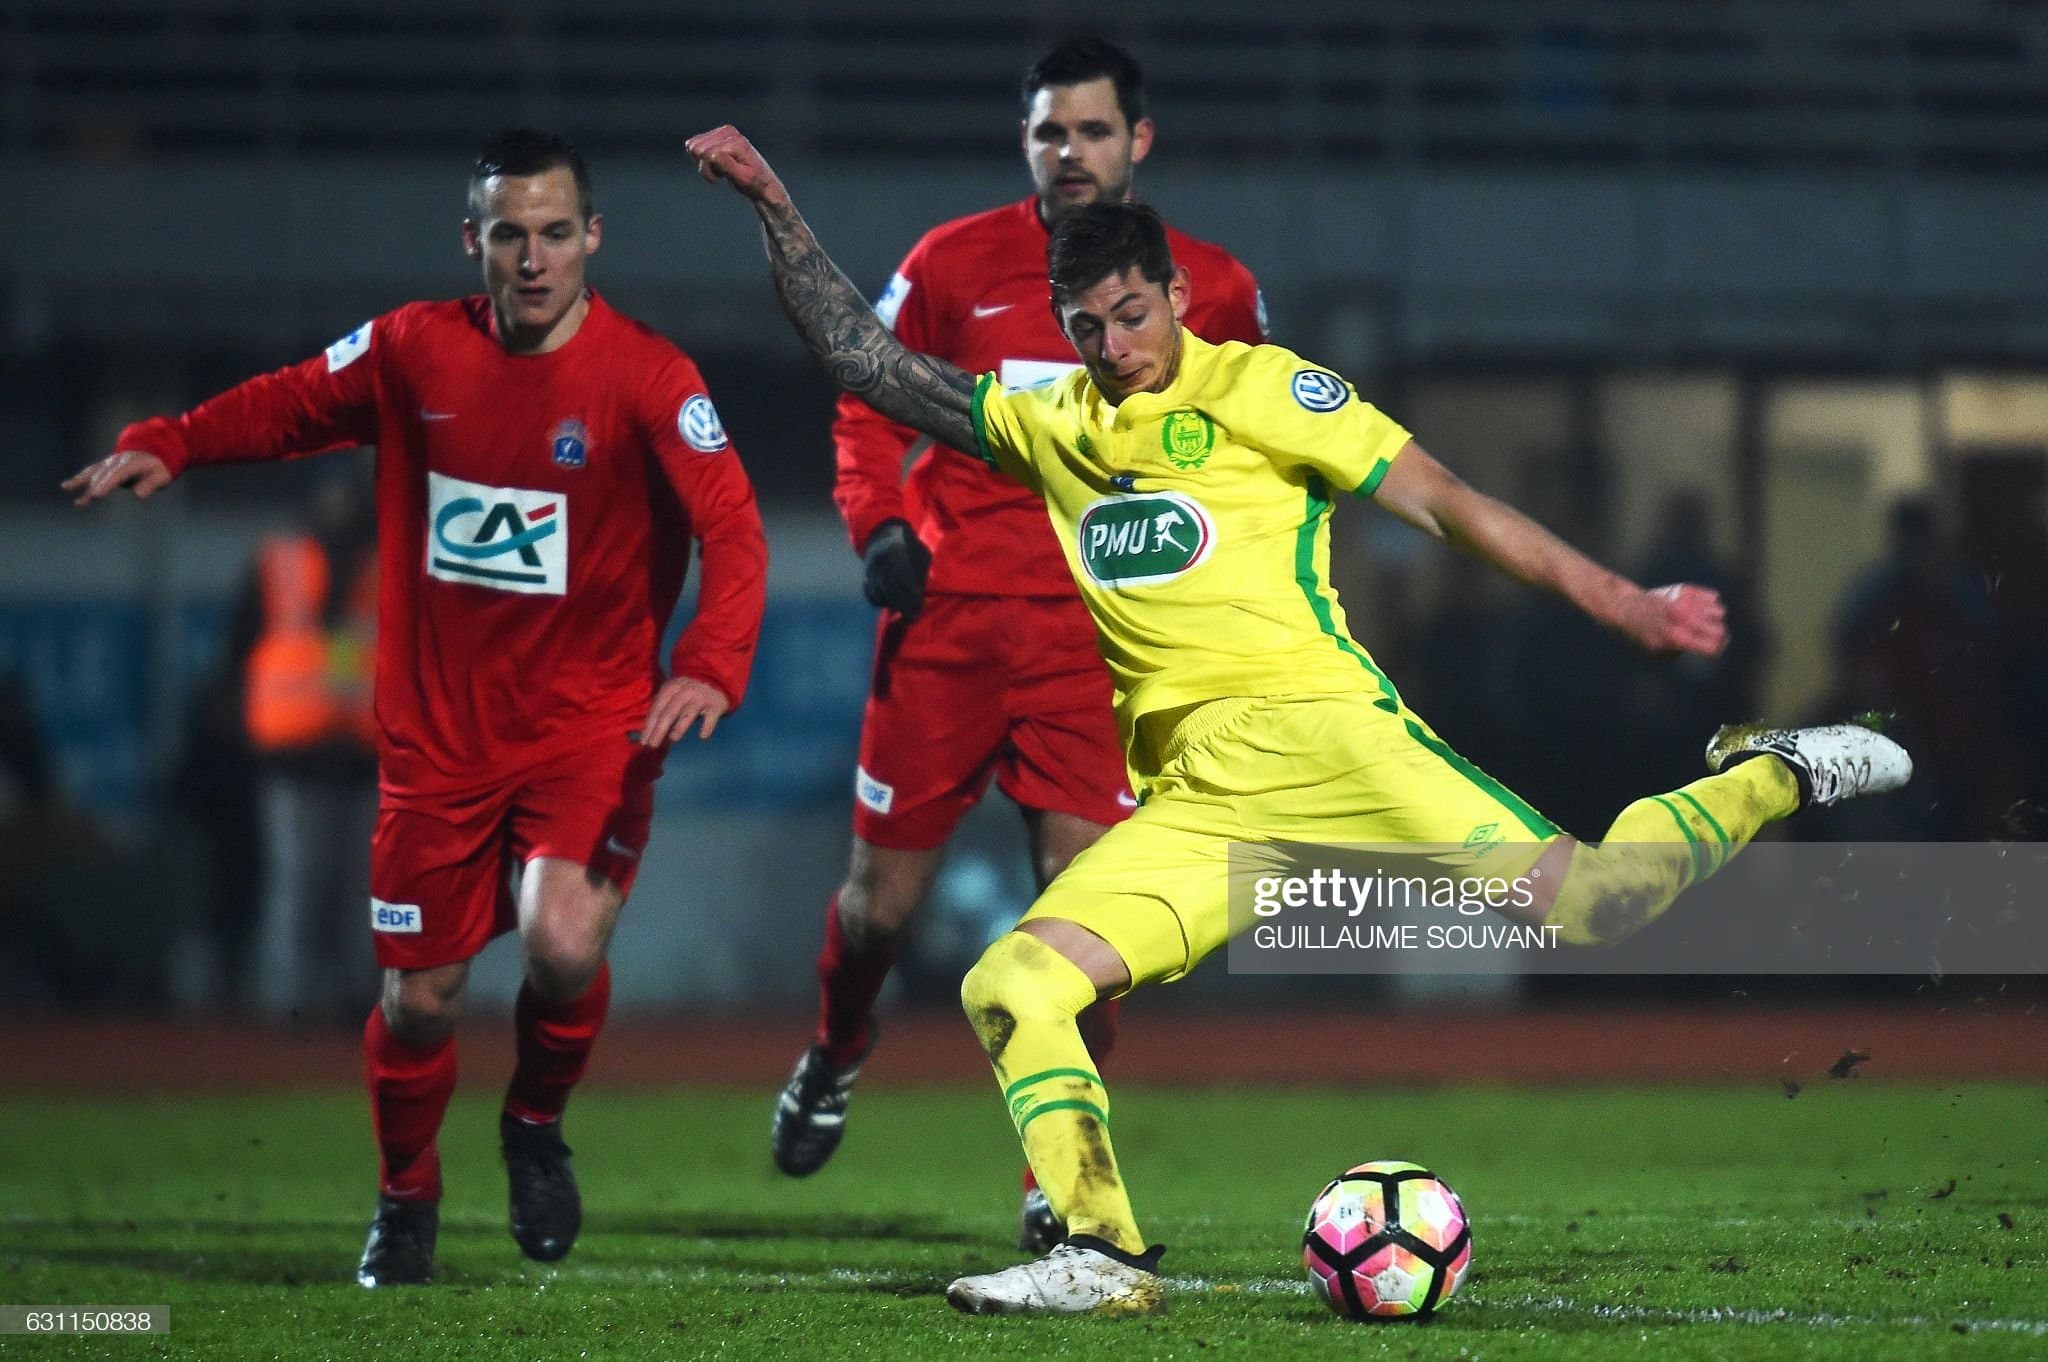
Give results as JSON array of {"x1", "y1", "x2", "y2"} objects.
[{"x1": 3, "y1": 0, "x2": 2043, "y2": 1048}]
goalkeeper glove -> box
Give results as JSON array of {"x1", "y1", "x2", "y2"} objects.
[{"x1": 861, "y1": 518, "x2": 932, "y2": 619}]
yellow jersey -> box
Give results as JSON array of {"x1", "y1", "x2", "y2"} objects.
[{"x1": 971, "y1": 330, "x2": 1412, "y2": 762}]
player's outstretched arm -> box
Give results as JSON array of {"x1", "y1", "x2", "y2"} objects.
[
  {"x1": 61, "y1": 451, "x2": 173, "y2": 506},
  {"x1": 684, "y1": 126, "x2": 979, "y2": 455},
  {"x1": 62, "y1": 325, "x2": 382, "y2": 508},
  {"x1": 1373, "y1": 440, "x2": 1728, "y2": 657}
]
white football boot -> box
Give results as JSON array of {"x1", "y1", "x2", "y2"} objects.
[
  {"x1": 1705, "y1": 720, "x2": 1913, "y2": 809},
  {"x1": 946, "y1": 1237, "x2": 1166, "y2": 1316}
]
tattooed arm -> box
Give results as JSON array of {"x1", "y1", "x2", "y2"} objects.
[{"x1": 686, "y1": 126, "x2": 979, "y2": 454}]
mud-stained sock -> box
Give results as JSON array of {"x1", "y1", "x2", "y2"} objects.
[
  {"x1": 961, "y1": 932, "x2": 1143, "y2": 1255},
  {"x1": 1549, "y1": 759, "x2": 1799, "y2": 945}
]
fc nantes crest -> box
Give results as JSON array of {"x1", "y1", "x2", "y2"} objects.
[
  {"x1": 1160, "y1": 409, "x2": 1216, "y2": 470},
  {"x1": 1076, "y1": 490, "x2": 1215, "y2": 587}
]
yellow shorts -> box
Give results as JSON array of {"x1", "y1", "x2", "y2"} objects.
[{"x1": 1019, "y1": 692, "x2": 1561, "y2": 987}]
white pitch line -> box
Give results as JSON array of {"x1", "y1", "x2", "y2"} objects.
[
  {"x1": 547, "y1": 1264, "x2": 2048, "y2": 1334},
  {"x1": 1181, "y1": 1281, "x2": 2048, "y2": 1335},
  {"x1": 1503, "y1": 1294, "x2": 2048, "y2": 1337},
  {"x1": 1167, "y1": 1275, "x2": 1310, "y2": 1295}
]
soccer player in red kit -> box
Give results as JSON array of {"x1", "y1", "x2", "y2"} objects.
[
  {"x1": 64, "y1": 131, "x2": 767, "y2": 1287},
  {"x1": 773, "y1": 38, "x2": 1265, "y2": 1248}
]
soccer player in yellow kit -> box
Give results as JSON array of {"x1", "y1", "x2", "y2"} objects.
[{"x1": 686, "y1": 125, "x2": 1913, "y2": 1316}]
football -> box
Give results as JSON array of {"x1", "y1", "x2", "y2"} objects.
[{"x1": 1302, "y1": 1161, "x2": 1472, "y2": 1319}]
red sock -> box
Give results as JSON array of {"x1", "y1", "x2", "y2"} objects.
[
  {"x1": 503, "y1": 962, "x2": 612, "y2": 1125},
  {"x1": 363, "y1": 1006, "x2": 457, "y2": 1202},
  {"x1": 1077, "y1": 994, "x2": 1122, "y2": 1060},
  {"x1": 813, "y1": 894, "x2": 894, "y2": 1067}
]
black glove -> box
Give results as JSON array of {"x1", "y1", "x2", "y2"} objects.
[{"x1": 861, "y1": 518, "x2": 932, "y2": 619}]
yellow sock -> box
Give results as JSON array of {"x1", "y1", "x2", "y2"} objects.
[
  {"x1": 1549, "y1": 757, "x2": 1800, "y2": 945},
  {"x1": 960, "y1": 932, "x2": 1143, "y2": 1254}
]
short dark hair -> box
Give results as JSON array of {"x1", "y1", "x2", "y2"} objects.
[
  {"x1": 469, "y1": 129, "x2": 593, "y2": 221},
  {"x1": 1047, "y1": 201, "x2": 1175, "y2": 307},
  {"x1": 1022, "y1": 36, "x2": 1145, "y2": 129}
]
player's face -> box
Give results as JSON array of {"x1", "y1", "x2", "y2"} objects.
[
  {"x1": 1022, "y1": 78, "x2": 1154, "y2": 221},
  {"x1": 1057, "y1": 265, "x2": 1191, "y2": 402},
  {"x1": 463, "y1": 166, "x2": 602, "y2": 346}
]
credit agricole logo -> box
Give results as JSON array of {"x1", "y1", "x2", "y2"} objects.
[{"x1": 425, "y1": 471, "x2": 568, "y2": 596}]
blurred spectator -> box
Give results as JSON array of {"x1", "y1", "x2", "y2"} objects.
[
  {"x1": 0, "y1": 670, "x2": 56, "y2": 811},
  {"x1": 0, "y1": 672, "x2": 164, "y2": 1005},
  {"x1": 231, "y1": 470, "x2": 380, "y2": 1021},
  {"x1": 165, "y1": 668, "x2": 262, "y2": 1012},
  {"x1": 1486, "y1": 452, "x2": 1643, "y2": 838},
  {"x1": 1954, "y1": 456, "x2": 2048, "y2": 841},
  {"x1": 1630, "y1": 488, "x2": 1769, "y2": 783},
  {"x1": 1824, "y1": 497, "x2": 2007, "y2": 839},
  {"x1": 1411, "y1": 552, "x2": 1520, "y2": 788}
]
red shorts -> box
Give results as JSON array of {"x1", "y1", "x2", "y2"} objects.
[
  {"x1": 368, "y1": 739, "x2": 665, "y2": 971},
  {"x1": 853, "y1": 593, "x2": 1134, "y2": 850}
]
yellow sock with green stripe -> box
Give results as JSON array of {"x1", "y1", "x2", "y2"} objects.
[
  {"x1": 960, "y1": 931, "x2": 1144, "y2": 1254},
  {"x1": 1548, "y1": 758, "x2": 1800, "y2": 946}
]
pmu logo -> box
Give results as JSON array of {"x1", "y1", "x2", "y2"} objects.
[
  {"x1": 1075, "y1": 490, "x2": 1216, "y2": 588},
  {"x1": 425, "y1": 471, "x2": 569, "y2": 596}
]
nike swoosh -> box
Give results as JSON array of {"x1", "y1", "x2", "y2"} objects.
[
  {"x1": 1116, "y1": 791, "x2": 1139, "y2": 808},
  {"x1": 604, "y1": 835, "x2": 638, "y2": 859},
  {"x1": 420, "y1": 409, "x2": 456, "y2": 421},
  {"x1": 971, "y1": 303, "x2": 1013, "y2": 318}
]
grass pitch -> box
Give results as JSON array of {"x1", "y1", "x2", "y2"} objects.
[{"x1": 5, "y1": 1081, "x2": 2044, "y2": 1359}]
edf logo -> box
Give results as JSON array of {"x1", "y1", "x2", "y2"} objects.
[{"x1": 371, "y1": 898, "x2": 422, "y2": 934}]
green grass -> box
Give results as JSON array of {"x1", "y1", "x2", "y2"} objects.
[{"x1": 4, "y1": 1082, "x2": 2045, "y2": 1359}]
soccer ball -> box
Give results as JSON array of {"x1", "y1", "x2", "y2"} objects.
[{"x1": 1302, "y1": 1161, "x2": 1472, "y2": 1319}]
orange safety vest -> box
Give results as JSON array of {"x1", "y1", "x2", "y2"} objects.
[{"x1": 244, "y1": 535, "x2": 377, "y2": 751}]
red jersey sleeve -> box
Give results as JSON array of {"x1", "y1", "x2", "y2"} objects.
[
  {"x1": 646, "y1": 355, "x2": 768, "y2": 711},
  {"x1": 1189, "y1": 252, "x2": 1268, "y2": 347},
  {"x1": 114, "y1": 314, "x2": 389, "y2": 477},
  {"x1": 830, "y1": 241, "x2": 944, "y2": 553}
]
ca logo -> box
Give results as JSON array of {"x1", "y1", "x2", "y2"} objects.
[{"x1": 425, "y1": 472, "x2": 569, "y2": 596}]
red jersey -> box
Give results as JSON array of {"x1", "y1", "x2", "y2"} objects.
[
  {"x1": 833, "y1": 197, "x2": 1265, "y2": 597},
  {"x1": 117, "y1": 292, "x2": 767, "y2": 805}
]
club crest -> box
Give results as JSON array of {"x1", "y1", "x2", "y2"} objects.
[{"x1": 551, "y1": 418, "x2": 589, "y2": 469}]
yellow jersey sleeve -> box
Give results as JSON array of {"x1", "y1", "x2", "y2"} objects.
[
  {"x1": 969, "y1": 372, "x2": 1050, "y2": 493},
  {"x1": 1244, "y1": 355, "x2": 1412, "y2": 497}
]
